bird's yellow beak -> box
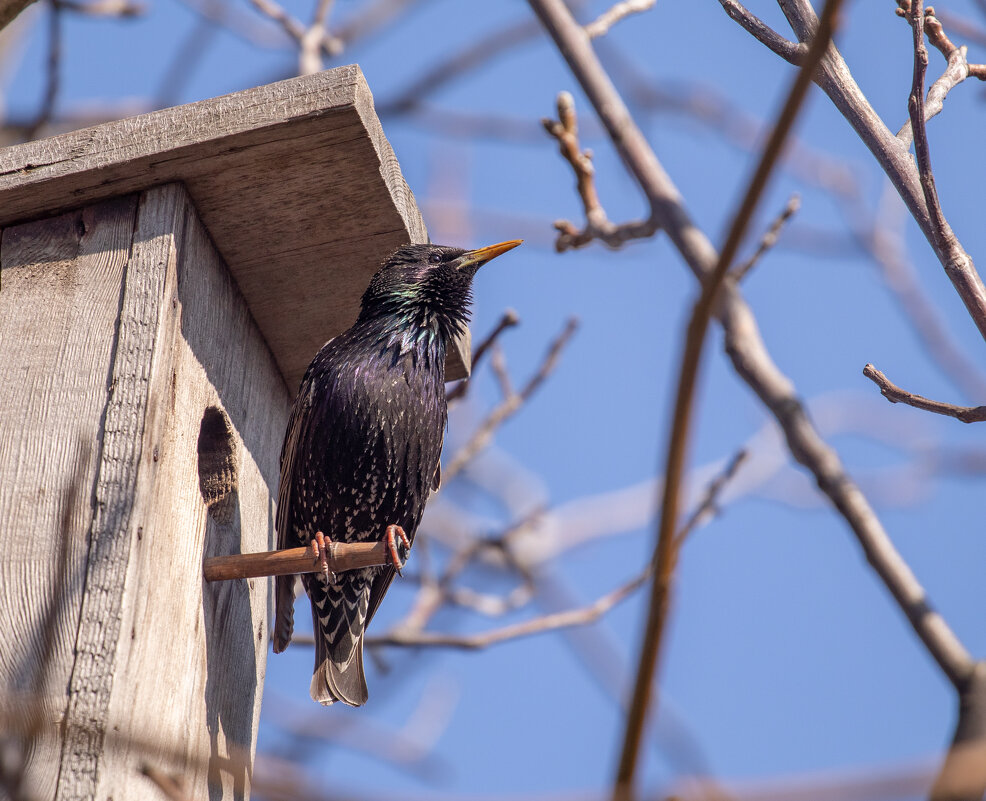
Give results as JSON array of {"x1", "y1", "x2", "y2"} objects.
[{"x1": 455, "y1": 240, "x2": 523, "y2": 271}]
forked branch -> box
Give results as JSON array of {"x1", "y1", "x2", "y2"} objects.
[{"x1": 542, "y1": 92, "x2": 657, "y2": 251}]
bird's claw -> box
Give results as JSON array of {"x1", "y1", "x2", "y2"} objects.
[
  {"x1": 310, "y1": 531, "x2": 334, "y2": 582},
  {"x1": 385, "y1": 525, "x2": 411, "y2": 577}
]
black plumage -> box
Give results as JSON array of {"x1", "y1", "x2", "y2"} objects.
[{"x1": 273, "y1": 240, "x2": 521, "y2": 706}]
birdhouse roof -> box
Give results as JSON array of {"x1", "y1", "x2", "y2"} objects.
[{"x1": 0, "y1": 65, "x2": 450, "y2": 390}]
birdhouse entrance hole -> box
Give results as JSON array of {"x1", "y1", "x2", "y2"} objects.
[{"x1": 197, "y1": 405, "x2": 238, "y2": 524}]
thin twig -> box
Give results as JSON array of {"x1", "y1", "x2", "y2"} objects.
[
  {"x1": 249, "y1": 0, "x2": 304, "y2": 42},
  {"x1": 298, "y1": 0, "x2": 339, "y2": 75},
  {"x1": 378, "y1": 18, "x2": 545, "y2": 116},
  {"x1": 55, "y1": 0, "x2": 144, "y2": 15},
  {"x1": 935, "y1": 8, "x2": 986, "y2": 53},
  {"x1": 674, "y1": 448, "x2": 748, "y2": 548},
  {"x1": 717, "y1": 0, "x2": 804, "y2": 62},
  {"x1": 584, "y1": 0, "x2": 653, "y2": 39},
  {"x1": 446, "y1": 309, "x2": 520, "y2": 403},
  {"x1": 542, "y1": 92, "x2": 658, "y2": 251},
  {"x1": 366, "y1": 567, "x2": 649, "y2": 650},
  {"x1": 614, "y1": 3, "x2": 844, "y2": 798},
  {"x1": 248, "y1": 0, "x2": 338, "y2": 61},
  {"x1": 396, "y1": 509, "x2": 546, "y2": 634},
  {"x1": 863, "y1": 364, "x2": 986, "y2": 423},
  {"x1": 358, "y1": 448, "x2": 749, "y2": 653},
  {"x1": 896, "y1": 3, "x2": 986, "y2": 78},
  {"x1": 443, "y1": 317, "x2": 578, "y2": 482},
  {"x1": 859, "y1": 181, "x2": 986, "y2": 401},
  {"x1": 331, "y1": 0, "x2": 418, "y2": 45},
  {"x1": 905, "y1": 0, "x2": 950, "y2": 255},
  {"x1": 732, "y1": 194, "x2": 801, "y2": 283},
  {"x1": 174, "y1": 0, "x2": 291, "y2": 48},
  {"x1": 489, "y1": 345, "x2": 514, "y2": 400}
]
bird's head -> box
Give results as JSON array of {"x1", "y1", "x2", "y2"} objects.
[{"x1": 358, "y1": 241, "x2": 522, "y2": 341}]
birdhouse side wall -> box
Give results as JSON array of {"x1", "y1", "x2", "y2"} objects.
[
  {"x1": 0, "y1": 194, "x2": 141, "y2": 799},
  {"x1": 0, "y1": 183, "x2": 290, "y2": 800},
  {"x1": 92, "y1": 183, "x2": 290, "y2": 801}
]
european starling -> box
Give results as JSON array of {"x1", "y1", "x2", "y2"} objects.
[{"x1": 273, "y1": 240, "x2": 522, "y2": 706}]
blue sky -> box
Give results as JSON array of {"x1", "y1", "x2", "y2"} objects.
[{"x1": 8, "y1": 0, "x2": 986, "y2": 797}]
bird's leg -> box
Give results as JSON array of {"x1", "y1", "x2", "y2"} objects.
[
  {"x1": 384, "y1": 524, "x2": 411, "y2": 577},
  {"x1": 309, "y1": 531, "x2": 333, "y2": 582}
]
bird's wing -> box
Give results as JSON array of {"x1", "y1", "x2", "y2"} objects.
[
  {"x1": 272, "y1": 351, "x2": 324, "y2": 653},
  {"x1": 432, "y1": 418, "x2": 445, "y2": 493},
  {"x1": 366, "y1": 417, "x2": 445, "y2": 627},
  {"x1": 276, "y1": 400, "x2": 304, "y2": 550}
]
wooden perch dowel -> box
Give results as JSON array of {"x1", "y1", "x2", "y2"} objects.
[{"x1": 204, "y1": 541, "x2": 394, "y2": 581}]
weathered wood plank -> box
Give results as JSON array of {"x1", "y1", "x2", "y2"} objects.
[
  {"x1": 56, "y1": 187, "x2": 179, "y2": 800},
  {"x1": 91, "y1": 184, "x2": 290, "y2": 800},
  {"x1": 0, "y1": 67, "x2": 471, "y2": 386},
  {"x1": 0, "y1": 184, "x2": 287, "y2": 799},
  {"x1": 0, "y1": 195, "x2": 138, "y2": 800}
]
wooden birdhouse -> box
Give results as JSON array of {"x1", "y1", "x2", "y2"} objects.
[{"x1": 0, "y1": 66, "x2": 459, "y2": 800}]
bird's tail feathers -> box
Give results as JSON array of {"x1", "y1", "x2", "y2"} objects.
[{"x1": 309, "y1": 579, "x2": 370, "y2": 707}]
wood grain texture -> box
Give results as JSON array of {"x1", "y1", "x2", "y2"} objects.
[
  {"x1": 0, "y1": 67, "x2": 472, "y2": 385},
  {"x1": 0, "y1": 196, "x2": 137, "y2": 800},
  {"x1": 56, "y1": 185, "x2": 180, "y2": 800},
  {"x1": 0, "y1": 184, "x2": 288, "y2": 799},
  {"x1": 92, "y1": 183, "x2": 290, "y2": 801}
]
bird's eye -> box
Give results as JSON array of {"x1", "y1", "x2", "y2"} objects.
[{"x1": 429, "y1": 253, "x2": 442, "y2": 265}]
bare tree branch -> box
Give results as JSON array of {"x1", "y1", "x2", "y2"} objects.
[
  {"x1": 174, "y1": 0, "x2": 293, "y2": 48},
  {"x1": 542, "y1": 91, "x2": 658, "y2": 251},
  {"x1": 529, "y1": 4, "x2": 977, "y2": 798},
  {"x1": 931, "y1": 665, "x2": 986, "y2": 801},
  {"x1": 863, "y1": 364, "x2": 986, "y2": 423},
  {"x1": 935, "y1": 7, "x2": 986, "y2": 53},
  {"x1": 55, "y1": 0, "x2": 144, "y2": 15},
  {"x1": 443, "y1": 317, "x2": 578, "y2": 482},
  {"x1": 331, "y1": 0, "x2": 420, "y2": 45},
  {"x1": 674, "y1": 447, "x2": 748, "y2": 548},
  {"x1": 715, "y1": 0, "x2": 974, "y2": 690},
  {"x1": 905, "y1": 0, "x2": 956, "y2": 261},
  {"x1": 378, "y1": 17, "x2": 544, "y2": 116},
  {"x1": 299, "y1": 0, "x2": 339, "y2": 75},
  {"x1": 717, "y1": 0, "x2": 804, "y2": 62},
  {"x1": 732, "y1": 194, "x2": 800, "y2": 283},
  {"x1": 0, "y1": 0, "x2": 38, "y2": 33},
  {"x1": 613, "y1": 2, "x2": 844, "y2": 796},
  {"x1": 896, "y1": 2, "x2": 986, "y2": 79},
  {"x1": 583, "y1": 0, "x2": 653, "y2": 39},
  {"x1": 447, "y1": 309, "x2": 520, "y2": 403},
  {"x1": 248, "y1": 0, "x2": 339, "y2": 64},
  {"x1": 722, "y1": 0, "x2": 986, "y2": 348},
  {"x1": 366, "y1": 567, "x2": 649, "y2": 651}
]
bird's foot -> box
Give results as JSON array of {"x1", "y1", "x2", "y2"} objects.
[
  {"x1": 309, "y1": 531, "x2": 335, "y2": 582},
  {"x1": 385, "y1": 525, "x2": 411, "y2": 577}
]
